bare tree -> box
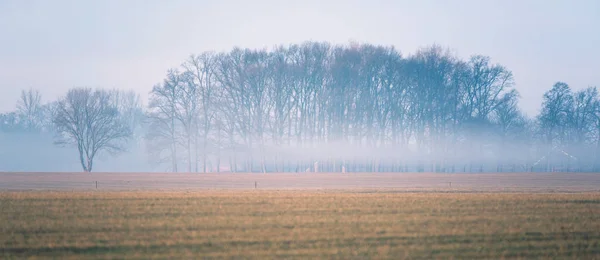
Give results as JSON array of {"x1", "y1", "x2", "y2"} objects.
[
  {"x1": 538, "y1": 82, "x2": 573, "y2": 147},
  {"x1": 146, "y1": 70, "x2": 183, "y2": 172},
  {"x1": 537, "y1": 82, "x2": 574, "y2": 171},
  {"x1": 591, "y1": 90, "x2": 600, "y2": 170},
  {"x1": 492, "y1": 90, "x2": 528, "y2": 170},
  {"x1": 183, "y1": 52, "x2": 219, "y2": 173},
  {"x1": 16, "y1": 88, "x2": 43, "y2": 131},
  {"x1": 110, "y1": 89, "x2": 145, "y2": 140},
  {"x1": 570, "y1": 87, "x2": 597, "y2": 145},
  {"x1": 53, "y1": 88, "x2": 132, "y2": 172}
]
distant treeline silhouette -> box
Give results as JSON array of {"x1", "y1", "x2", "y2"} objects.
[{"x1": 1, "y1": 42, "x2": 599, "y2": 173}]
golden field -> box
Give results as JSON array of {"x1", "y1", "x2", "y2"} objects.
[{"x1": 1, "y1": 191, "x2": 599, "y2": 259}]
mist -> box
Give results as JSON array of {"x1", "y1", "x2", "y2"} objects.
[{"x1": 1, "y1": 42, "x2": 599, "y2": 173}]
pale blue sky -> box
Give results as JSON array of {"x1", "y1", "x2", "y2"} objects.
[{"x1": 0, "y1": 0, "x2": 599, "y2": 116}]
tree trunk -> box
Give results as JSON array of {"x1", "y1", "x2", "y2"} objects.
[
  {"x1": 194, "y1": 129, "x2": 199, "y2": 172},
  {"x1": 187, "y1": 134, "x2": 192, "y2": 173},
  {"x1": 78, "y1": 146, "x2": 88, "y2": 172}
]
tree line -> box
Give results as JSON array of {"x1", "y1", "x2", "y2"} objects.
[{"x1": 2, "y1": 42, "x2": 599, "y2": 173}]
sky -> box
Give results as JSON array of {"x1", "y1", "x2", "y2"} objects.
[{"x1": 0, "y1": 0, "x2": 599, "y2": 116}]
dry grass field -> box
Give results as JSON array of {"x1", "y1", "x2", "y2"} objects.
[{"x1": 1, "y1": 190, "x2": 600, "y2": 259}]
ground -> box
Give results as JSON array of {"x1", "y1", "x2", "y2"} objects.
[
  {"x1": 1, "y1": 172, "x2": 599, "y2": 191},
  {"x1": 1, "y1": 172, "x2": 599, "y2": 259}
]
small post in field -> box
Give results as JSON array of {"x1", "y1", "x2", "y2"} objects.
[
  {"x1": 96, "y1": 181, "x2": 98, "y2": 189},
  {"x1": 255, "y1": 181, "x2": 257, "y2": 189}
]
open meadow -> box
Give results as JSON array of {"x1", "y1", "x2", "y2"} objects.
[{"x1": 1, "y1": 172, "x2": 600, "y2": 259}]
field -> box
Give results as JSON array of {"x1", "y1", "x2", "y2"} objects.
[
  {"x1": 2, "y1": 172, "x2": 600, "y2": 191},
  {"x1": 1, "y1": 173, "x2": 600, "y2": 259}
]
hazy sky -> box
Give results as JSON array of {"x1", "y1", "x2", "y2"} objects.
[{"x1": 0, "y1": 0, "x2": 598, "y2": 116}]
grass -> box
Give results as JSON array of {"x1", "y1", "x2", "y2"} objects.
[{"x1": 1, "y1": 191, "x2": 599, "y2": 259}]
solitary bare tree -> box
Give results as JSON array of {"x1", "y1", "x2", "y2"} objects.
[{"x1": 53, "y1": 88, "x2": 132, "y2": 172}]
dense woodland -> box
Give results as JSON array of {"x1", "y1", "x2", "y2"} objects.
[{"x1": 2, "y1": 42, "x2": 600, "y2": 173}]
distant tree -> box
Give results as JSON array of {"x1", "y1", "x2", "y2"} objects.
[
  {"x1": 110, "y1": 89, "x2": 145, "y2": 140},
  {"x1": 538, "y1": 82, "x2": 573, "y2": 147},
  {"x1": 492, "y1": 90, "x2": 530, "y2": 169},
  {"x1": 0, "y1": 112, "x2": 24, "y2": 132},
  {"x1": 183, "y1": 52, "x2": 219, "y2": 172},
  {"x1": 493, "y1": 90, "x2": 523, "y2": 138},
  {"x1": 39, "y1": 101, "x2": 58, "y2": 132},
  {"x1": 569, "y1": 87, "x2": 597, "y2": 144},
  {"x1": 536, "y1": 82, "x2": 575, "y2": 171},
  {"x1": 16, "y1": 88, "x2": 43, "y2": 131},
  {"x1": 53, "y1": 88, "x2": 132, "y2": 172},
  {"x1": 146, "y1": 70, "x2": 183, "y2": 172},
  {"x1": 463, "y1": 55, "x2": 515, "y2": 121},
  {"x1": 593, "y1": 89, "x2": 600, "y2": 148},
  {"x1": 173, "y1": 70, "x2": 200, "y2": 173},
  {"x1": 591, "y1": 91, "x2": 600, "y2": 170}
]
